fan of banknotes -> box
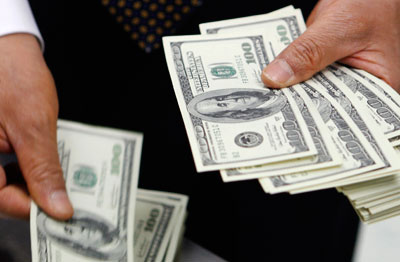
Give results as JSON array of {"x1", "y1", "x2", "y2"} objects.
[
  {"x1": 162, "y1": 5, "x2": 400, "y2": 224},
  {"x1": 26, "y1": 120, "x2": 188, "y2": 262}
]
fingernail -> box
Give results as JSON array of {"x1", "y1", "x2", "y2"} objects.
[
  {"x1": 263, "y1": 59, "x2": 295, "y2": 86},
  {"x1": 50, "y1": 190, "x2": 73, "y2": 217}
]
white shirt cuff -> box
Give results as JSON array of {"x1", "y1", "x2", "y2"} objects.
[{"x1": 0, "y1": 0, "x2": 44, "y2": 50}]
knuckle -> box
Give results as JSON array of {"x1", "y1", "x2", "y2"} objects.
[
  {"x1": 288, "y1": 38, "x2": 325, "y2": 72},
  {"x1": 4, "y1": 106, "x2": 57, "y2": 152},
  {"x1": 32, "y1": 109, "x2": 56, "y2": 128},
  {"x1": 22, "y1": 108, "x2": 57, "y2": 137},
  {"x1": 28, "y1": 161, "x2": 63, "y2": 187}
]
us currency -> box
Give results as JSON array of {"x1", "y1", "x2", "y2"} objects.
[
  {"x1": 259, "y1": 81, "x2": 385, "y2": 194},
  {"x1": 199, "y1": 6, "x2": 306, "y2": 56},
  {"x1": 134, "y1": 189, "x2": 188, "y2": 262},
  {"x1": 289, "y1": 73, "x2": 400, "y2": 192},
  {"x1": 340, "y1": 162, "x2": 400, "y2": 201},
  {"x1": 337, "y1": 66, "x2": 400, "y2": 147},
  {"x1": 163, "y1": 209, "x2": 186, "y2": 262},
  {"x1": 163, "y1": 32, "x2": 317, "y2": 172},
  {"x1": 196, "y1": 6, "x2": 400, "y2": 223},
  {"x1": 389, "y1": 136, "x2": 400, "y2": 147},
  {"x1": 358, "y1": 205, "x2": 400, "y2": 224},
  {"x1": 359, "y1": 194, "x2": 400, "y2": 212},
  {"x1": 345, "y1": 176, "x2": 400, "y2": 206},
  {"x1": 353, "y1": 184, "x2": 400, "y2": 209},
  {"x1": 30, "y1": 120, "x2": 143, "y2": 262},
  {"x1": 220, "y1": 87, "x2": 342, "y2": 182},
  {"x1": 327, "y1": 64, "x2": 400, "y2": 139},
  {"x1": 284, "y1": 74, "x2": 400, "y2": 195},
  {"x1": 342, "y1": 174, "x2": 400, "y2": 224},
  {"x1": 136, "y1": 189, "x2": 188, "y2": 262},
  {"x1": 347, "y1": 66, "x2": 400, "y2": 109},
  {"x1": 199, "y1": 7, "x2": 334, "y2": 179},
  {"x1": 339, "y1": 148, "x2": 400, "y2": 224}
]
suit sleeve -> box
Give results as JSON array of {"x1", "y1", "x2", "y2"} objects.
[{"x1": 0, "y1": 0, "x2": 44, "y2": 50}]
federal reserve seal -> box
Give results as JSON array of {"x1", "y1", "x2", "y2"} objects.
[{"x1": 234, "y1": 132, "x2": 263, "y2": 148}]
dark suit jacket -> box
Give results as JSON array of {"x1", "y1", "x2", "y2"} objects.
[{"x1": 27, "y1": 1, "x2": 359, "y2": 261}]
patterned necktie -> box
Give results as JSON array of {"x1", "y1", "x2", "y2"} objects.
[{"x1": 101, "y1": 0, "x2": 202, "y2": 53}]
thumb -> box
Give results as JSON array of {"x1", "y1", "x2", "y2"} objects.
[
  {"x1": 262, "y1": 20, "x2": 357, "y2": 88},
  {"x1": 11, "y1": 119, "x2": 74, "y2": 220}
]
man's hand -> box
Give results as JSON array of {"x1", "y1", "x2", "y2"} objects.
[
  {"x1": 262, "y1": 0, "x2": 400, "y2": 91},
  {"x1": 0, "y1": 33, "x2": 73, "y2": 219}
]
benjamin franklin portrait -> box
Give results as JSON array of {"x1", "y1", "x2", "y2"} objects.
[
  {"x1": 37, "y1": 210, "x2": 126, "y2": 260},
  {"x1": 187, "y1": 88, "x2": 287, "y2": 123}
]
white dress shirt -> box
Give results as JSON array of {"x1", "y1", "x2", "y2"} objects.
[{"x1": 0, "y1": 0, "x2": 43, "y2": 48}]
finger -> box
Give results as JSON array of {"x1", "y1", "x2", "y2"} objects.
[
  {"x1": 306, "y1": 0, "x2": 335, "y2": 26},
  {"x1": 0, "y1": 165, "x2": 30, "y2": 219},
  {"x1": 338, "y1": 54, "x2": 398, "y2": 90},
  {"x1": 262, "y1": 14, "x2": 364, "y2": 88},
  {"x1": 10, "y1": 119, "x2": 73, "y2": 220},
  {"x1": 0, "y1": 129, "x2": 13, "y2": 153},
  {"x1": 0, "y1": 184, "x2": 31, "y2": 219},
  {"x1": 0, "y1": 165, "x2": 7, "y2": 189}
]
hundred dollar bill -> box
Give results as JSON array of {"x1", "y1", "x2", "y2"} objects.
[
  {"x1": 355, "y1": 188, "x2": 400, "y2": 209},
  {"x1": 290, "y1": 73, "x2": 400, "y2": 190},
  {"x1": 351, "y1": 188, "x2": 400, "y2": 221},
  {"x1": 200, "y1": 7, "x2": 306, "y2": 57},
  {"x1": 389, "y1": 136, "x2": 400, "y2": 147},
  {"x1": 340, "y1": 172, "x2": 400, "y2": 201},
  {"x1": 327, "y1": 64, "x2": 400, "y2": 139},
  {"x1": 220, "y1": 87, "x2": 341, "y2": 182},
  {"x1": 347, "y1": 66, "x2": 400, "y2": 109},
  {"x1": 201, "y1": 7, "x2": 324, "y2": 179},
  {"x1": 351, "y1": 177, "x2": 400, "y2": 224},
  {"x1": 352, "y1": 183, "x2": 400, "y2": 205},
  {"x1": 361, "y1": 208, "x2": 400, "y2": 224},
  {"x1": 339, "y1": 66, "x2": 400, "y2": 147},
  {"x1": 292, "y1": 172, "x2": 400, "y2": 195},
  {"x1": 366, "y1": 198, "x2": 400, "y2": 215},
  {"x1": 358, "y1": 208, "x2": 400, "y2": 224},
  {"x1": 314, "y1": 72, "x2": 400, "y2": 171},
  {"x1": 285, "y1": 74, "x2": 400, "y2": 194},
  {"x1": 163, "y1": 33, "x2": 317, "y2": 172},
  {"x1": 259, "y1": 81, "x2": 385, "y2": 194},
  {"x1": 137, "y1": 189, "x2": 188, "y2": 262},
  {"x1": 30, "y1": 120, "x2": 143, "y2": 262},
  {"x1": 134, "y1": 192, "x2": 182, "y2": 262},
  {"x1": 358, "y1": 193, "x2": 400, "y2": 211},
  {"x1": 339, "y1": 149, "x2": 400, "y2": 200}
]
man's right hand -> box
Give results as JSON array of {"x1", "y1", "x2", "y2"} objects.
[
  {"x1": 262, "y1": 0, "x2": 400, "y2": 92},
  {"x1": 0, "y1": 33, "x2": 73, "y2": 220}
]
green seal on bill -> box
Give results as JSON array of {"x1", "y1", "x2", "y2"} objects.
[
  {"x1": 73, "y1": 166, "x2": 97, "y2": 188},
  {"x1": 210, "y1": 65, "x2": 237, "y2": 78}
]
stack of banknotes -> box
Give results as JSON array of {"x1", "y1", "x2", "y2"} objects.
[
  {"x1": 29, "y1": 120, "x2": 188, "y2": 262},
  {"x1": 162, "y1": 5, "x2": 400, "y2": 224}
]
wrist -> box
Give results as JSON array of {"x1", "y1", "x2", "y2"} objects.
[{"x1": 0, "y1": 33, "x2": 46, "y2": 72}]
